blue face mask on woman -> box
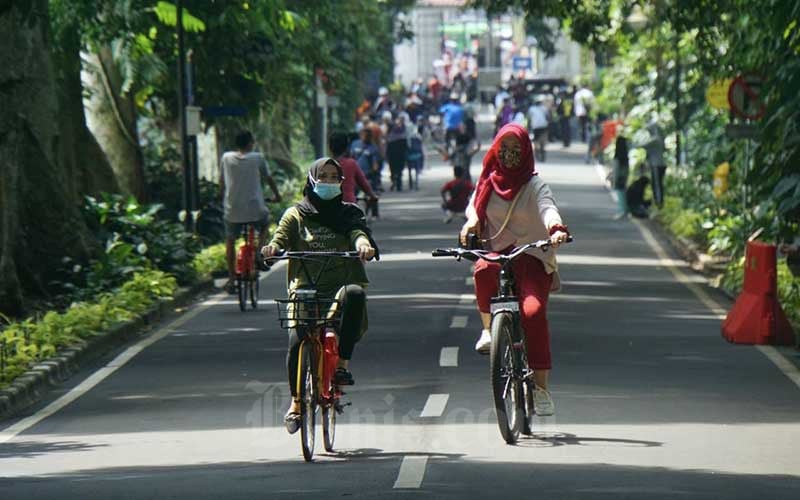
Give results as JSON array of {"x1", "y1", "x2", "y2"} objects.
[{"x1": 313, "y1": 182, "x2": 341, "y2": 200}]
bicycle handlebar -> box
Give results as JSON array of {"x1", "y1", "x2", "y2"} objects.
[
  {"x1": 432, "y1": 236, "x2": 573, "y2": 262},
  {"x1": 263, "y1": 250, "x2": 370, "y2": 267}
]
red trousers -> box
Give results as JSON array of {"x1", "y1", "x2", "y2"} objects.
[{"x1": 473, "y1": 254, "x2": 553, "y2": 370}]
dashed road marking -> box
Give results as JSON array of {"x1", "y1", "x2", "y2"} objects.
[
  {"x1": 393, "y1": 455, "x2": 429, "y2": 489},
  {"x1": 439, "y1": 347, "x2": 459, "y2": 367},
  {"x1": 420, "y1": 394, "x2": 449, "y2": 418},
  {"x1": 449, "y1": 315, "x2": 468, "y2": 328},
  {"x1": 459, "y1": 293, "x2": 474, "y2": 305},
  {"x1": 465, "y1": 276, "x2": 474, "y2": 286}
]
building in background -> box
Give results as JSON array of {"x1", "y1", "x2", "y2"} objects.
[{"x1": 393, "y1": 1, "x2": 588, "y2": 102}]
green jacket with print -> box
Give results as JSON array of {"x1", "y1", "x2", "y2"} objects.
[{"x1": 269, "y1": 206, "x2": 370, "y2": 296}]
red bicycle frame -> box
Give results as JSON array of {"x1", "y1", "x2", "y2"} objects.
[{"x1": 236, "y1": 225, "x2": 257, "y2": 278}]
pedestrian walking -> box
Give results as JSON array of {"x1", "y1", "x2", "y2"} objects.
[
  {"x1": 557, "y1": 91, "x2": 573, "y2": 147},
  {"x1": 574, "y1": 84, "x2": 595, "y2": 142},
  {"x1": 527, "y1": 97, "x2": 549, "y2": 162},
  {"x1": 406, "y1": 124, "x2": 425, "y2": 190},
  {"x1": 613, "y1": 132, "x2": 630, "y2": 219},
  {"x1": 637, "y1": 122, "x2": 666, "y2": 208},
  {"x1": 385, "y1": 116, "x2": 408, "y2": 192}
]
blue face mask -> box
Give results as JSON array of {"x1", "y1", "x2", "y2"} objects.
[{"x1": 313, "y1": 183, "x2": 341, "y2": 200}]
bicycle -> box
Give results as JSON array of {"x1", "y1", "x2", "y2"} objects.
[
  {"x1": 235, "y1": 223, "x2": 260, "y2": 311},
  {"x1": 432, "y1": 237, "x2": 572, "y2": 444},
  {"x1": 355, "y1": 195, "x2": 379, "y2": 224},
  {"x1": 265, "y1": 250, "x2": 363, "y2": 461}
]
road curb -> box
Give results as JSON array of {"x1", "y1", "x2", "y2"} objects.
[{"x1": 0, "y1": 279, "x2": 215, "y2": 421}]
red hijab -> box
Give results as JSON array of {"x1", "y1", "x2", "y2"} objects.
[{"x1": 473, "y1": 123, "x2": 536, "y2": 223}]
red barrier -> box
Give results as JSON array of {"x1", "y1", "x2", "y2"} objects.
[{"x1": 722, "y1": 241, "x2": 795, "y2": 345}]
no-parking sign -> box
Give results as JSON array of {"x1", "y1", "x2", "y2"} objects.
[{"x1": 728, "y1": 75, "x2": 765, "y2": 120}]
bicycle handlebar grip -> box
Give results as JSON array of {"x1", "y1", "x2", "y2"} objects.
[{"x1": 431, "y1": 249, "x2": 455, "y2": 257}]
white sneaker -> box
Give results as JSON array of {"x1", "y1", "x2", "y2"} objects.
[
  {"x1": 532, "y1": 387, "x2": 555, "y2": 416},
  {"x1": 474, "y1": 329, "x2": 491, "y2": 354}
]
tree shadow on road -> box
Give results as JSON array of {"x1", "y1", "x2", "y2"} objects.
[{"x1": 0, "y1": 440, "x2": 108, "y2": 458}]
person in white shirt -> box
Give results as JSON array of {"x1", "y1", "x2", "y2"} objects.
[
  {"x1": 219, "y1": 131, "x2": 282, "y2": 293},
  {"x1": 527, "y1": 97, "x2": 550, "y2": 162},
  {"x1": 574, "y1": 85, "x2": 595, "y2": 142},
  {"x1": 460, "y1": 123, "x2": 570, "y2": 416}
]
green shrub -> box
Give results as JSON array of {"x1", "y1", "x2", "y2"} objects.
[
  {"x1": 83, "y1": 194, "x2": 201, "y2": 284},
  {"x1": 657, "y1": 196, "x2": 706, "y2": 246},
  {"x1": 0, "y1": 269, "x2": 177, "y2": 388},
  {"x1": 193, "y1": 243, "x2": 227, "y2": 279}
]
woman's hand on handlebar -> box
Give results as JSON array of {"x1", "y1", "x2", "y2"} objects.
[
  {"x1": 549, "y1": 230, "x2": 569, "y2": 249},
  {"x1": 356, "y1": 239, "x2": 375, "y2": 261},
  {"x1": 261, "y1": 244, "x2": 280, "y2": 259},
  {"x1": 459, "y1": 216, "x2": 481, "y2": 247}
]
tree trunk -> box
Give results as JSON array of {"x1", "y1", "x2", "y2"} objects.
[
  {"x1": 53, "y1": 24, "x2": 119, "y2": 198},
  {"x1": 83, "y1": 46, "x2": 147, "y2": 200},
  {"x1": 0, "y1": 0, "x2": 97, "y2": 316}
]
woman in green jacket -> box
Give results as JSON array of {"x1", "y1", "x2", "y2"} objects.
[{"x1": 262, "y1": 157, "x2": 378, "y2": 434}]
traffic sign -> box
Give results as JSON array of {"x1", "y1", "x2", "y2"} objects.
[
  {"x1": 706, "y1": 79, "x2": 732, "y2": 110},
  {"x1": 728, "y1": 75, "x2": 765, "y2": 120},
  {"x1": 512, "y1": 56, "x2": 532, "y2": 71}
]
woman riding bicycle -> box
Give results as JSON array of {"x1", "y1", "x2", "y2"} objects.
[
  {"x1": 459, "y1": 123, "x2": 569, "y2": 416},
  {"x1": 262, "y1": 158, "x2": 378, "y2": 434}
]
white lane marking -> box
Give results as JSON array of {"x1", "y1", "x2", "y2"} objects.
[
  {"x1": 465, "y1": 276, "x2": 474, "y2": 286},
  {"x1": 439, "y1": 347, "x2": 459, "y2": 367},
  {"x1": 0, "y1": 263, "x2": 286, "y2": 442},
  {"x1": 420, "y1": 394, "x2": 449, "y2": 417},
  {"x1": 594, "y1": 160, "x2": 800, "y2": 392},
  {"x1": 449, "y1": 316, "x2": 468, "y2": 328},
  {"x1": 756, "y1": 345, "x2": 800, "y2": 390},
  {"x1": 459, "y1": 293, "x2": 474, "y2": 304},
  {"x1": 393, "y1": 455, "x2": 429, "y2": 489}
]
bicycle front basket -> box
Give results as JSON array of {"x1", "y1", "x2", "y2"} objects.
[{"x1": 275, "y1": 289, "x2": 341, "y2": 330}]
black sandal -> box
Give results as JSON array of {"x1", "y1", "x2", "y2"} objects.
[
  {"x1": 284, "y1": 408, "x2": 301, "y2": 434},
  {"x1": 333, "y1": 368, "x2": 355, "y2": 386}
]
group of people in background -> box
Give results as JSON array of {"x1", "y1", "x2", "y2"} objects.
[{"x1": 491, "y1": 77, "x2": 669, "y2": 222}]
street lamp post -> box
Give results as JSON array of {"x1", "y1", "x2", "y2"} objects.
[{"x1": 176, "y1": 0, "x2": 193, "y2": 232}]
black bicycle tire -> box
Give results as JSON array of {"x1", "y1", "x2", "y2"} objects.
[
  {"x1": 490, "y1": 312, "x2": 522, "y2": 444},
  {"x1": 300, "y1": 344, "x2": 317, "y2": 462},
  {"x1": 237, "y1": 276, "x2": 246, "y2": 312},
  {"x1": 522, "y1": 379, "x2": 535, "y2": 436},
  {"x1": 322, "y1": 404, "x2": 336, "y2": 452},
  {"x1": 250, "y1": 276, "x2": 259, "y2": 309}
]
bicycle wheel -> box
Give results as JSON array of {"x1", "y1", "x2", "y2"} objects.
[
  {"x1": 237, "y1": 276, "x2": 247, "y2": 312},
  {"x1": 250, "y1": 275, "x2": 259, "y2": 309},
  {"x1": 322, "y1": 404, "x2": 336, "y2": 452},
  {"x1": 299, "y1": 344, "x2": 317, "y2": 462},
  {"x1": 522, "y1": 379, "x2": 535, "y2": 436},
  {"x1": 490, "y1": 312, "x2": 523, "y2": 444}
]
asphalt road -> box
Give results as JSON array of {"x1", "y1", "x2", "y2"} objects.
[{"x1": 2, "y1": 129, "x2": 799, "y2": 499}]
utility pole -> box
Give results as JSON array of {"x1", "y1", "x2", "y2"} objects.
[
  {"x1": 187, "y1": 49, "x2": 199, "y2": 219},
  {"x1": 177, "y1": 0, "x2": 193, "y2": 231}
]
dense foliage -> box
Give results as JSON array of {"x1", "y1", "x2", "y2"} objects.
[{"x1": 0, "y1": 269, "x2": 177, "y2": 387}]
